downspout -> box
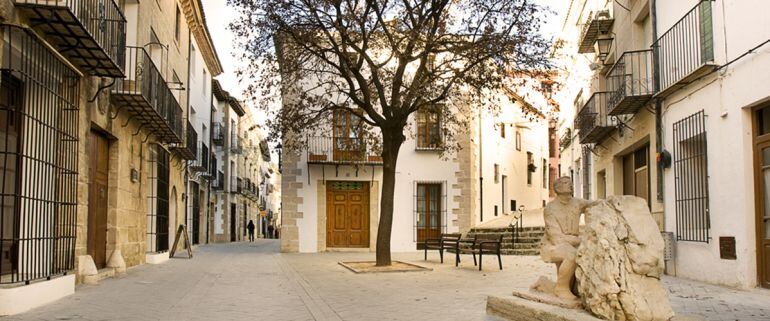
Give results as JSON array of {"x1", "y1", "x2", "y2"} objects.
[
  {"x1": 478, "y1": 104, "x2": 484, "y2": 223},
  {"x1": 206, "y1": 77, "x2": 214, "y2": 244},
  {"x1": 651, "y1": 0, "x2": 664, "y2": 205},
  {"x1": 184, "y1": 27, "x2": 193, "y2": 246}
]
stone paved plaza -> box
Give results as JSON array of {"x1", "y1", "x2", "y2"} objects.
[{"x1": 4, "y1": 240, "x2": 770, "y2": 321}]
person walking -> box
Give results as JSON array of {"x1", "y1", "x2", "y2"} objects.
[
  {"x1": 247, "y1": 220, "x2": 256, "y2": 242},
  {"x1": 267, "y1": 224, "x2": 275, "y2": 239}
]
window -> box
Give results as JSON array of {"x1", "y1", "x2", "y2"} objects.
[
  {"x1": 203, "y1": 69, "x2": 207, "y2": 93},
  {"x1": 146, "y1": 145, "x2": 170, "y2": 253},
  {"x1": 175, "y1": 5, "x2": 181, "y2": 42},
  {"x1": 416, "y1": 107, "x2": 441, "y2": 149},
  {"x1": 500, "y1": 123, "x2": 506, "y2": 138},
  {"x1": 494, "y1": 164, "x2": 500, "y2": 183},
  {"x1": 582, "y1": 147, "x2": 592, "y2": 199},
  {"x1": 673, "y1": 111, "x2": 709, "y2": 242},
  {"x1": 543, "y1": 158, "x2": 547, "y2": 189},
  {"x1": 501, "y1": 175, "x2": 507, "y2": 214},
  {"x1": 190, "y1": 45, "x2": 196, "y2": 75},
  {"x1": 332, "y1": 110, "x2": 364, "y2": 161},
  {"x1": 516, "y1": 131, "x2": 521, "y2": 151},
  {"x1": 526, "y1": 152, "x2": 533, "y2": 185}
]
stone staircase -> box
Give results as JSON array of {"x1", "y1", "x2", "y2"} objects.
[{"x1": 459, "y1": 226, "x2": 545, "y2": 256}]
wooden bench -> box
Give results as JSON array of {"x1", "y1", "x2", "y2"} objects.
[
  {"x1": 423, "y1": 233, "x2": 463, "y2": 266},
  {"x1": 459, "y1": 234, "x2": 503, "y2": 271}
]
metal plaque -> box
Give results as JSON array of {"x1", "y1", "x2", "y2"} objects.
[{"x1": 719, "y1": 236, "x2": 737, "y2": 260}]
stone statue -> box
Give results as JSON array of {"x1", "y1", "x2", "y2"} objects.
[{"x1": 536, "y1": 176, "x2": 595, "y2": 304}]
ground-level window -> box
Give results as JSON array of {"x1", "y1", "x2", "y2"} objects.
[
  {"x1": 0, "y1": 26, "x2": 79, "y2": 284},
  {"x1": 673, "y1": 110, "x2": 710, "y2": 242},
  {"x1": 414, "y1": 182, "x2": 446, "y2": 247},
  {"x1": 147, "y1": 144, "x2": 170, "y2": 252}
]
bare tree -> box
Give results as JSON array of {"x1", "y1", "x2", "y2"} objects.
[{"x1": 229, "y1": 0, "x2": 552, "y2": 265}]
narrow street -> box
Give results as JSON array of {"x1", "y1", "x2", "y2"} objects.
[{"x1": 4, "y1": 241, "x2": 770, "y2": 321}]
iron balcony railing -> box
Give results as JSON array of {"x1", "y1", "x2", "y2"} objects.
[
  {"x1": 559, "y1": 128, "x2": 572, "y2": 151},
  {"x1": 213, "y1": 171, "x2": 225, "y2": 190},
  {"x1": 14, "y1": 0, "x2": 127, "y2": 77},
  {"x1": 575, "y1": 92, "x2": 616, "y2": 144},
  {"x1": 577, "y1": 10, "x2": 614, "y2": 54},
  {"x1": 231, "y1": 177, "x2": 243, "y2": 194},
  {"x1": 654, "y1": 0, "x2": 717, "y2": 97},
  {"x1": 173, "y1": 121, "x2": 197, "y2": 160},
  {"x1": 307, "y1": 136, "x2": 383, "y2": 165},
  {"x1": 230, "y1": 134, "x2": 242, "y2": 154},
  {"x1": 212, "y1": 122, "x2": 224, "y2": 146},
  {"x1": 111, "y1": 46, "x2": 184, "y2": 144},
  {"x1": 606, "y1": 50, "x2": 655, "y2": 116},
  {"x1": 0, "y1": 24, "x2": 79, "y2": 285},
  {"x1": 200, "y1": 143, "x2": 209, "y2": 171}
]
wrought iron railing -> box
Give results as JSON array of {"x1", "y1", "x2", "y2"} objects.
[
  {"x1": 14, "y1": 0, "x2": 127, "y2": 77},
  {"x1": 186, "y1": 121, "x2": 198, "y2": 159},
  {"x1": 213, "y1": 171, "x2": 224, "y2": 190},
  {"x1": 673, "y1": 110, "x2": 710, "y2": 242},
  {"x1": 112, "y1": 46, "x2": 184, "y2": 144},
  {"x1": 230, "y1": 134, "x2": 242, "y2": 154},
  {"x1": 559, "y1": 128, "x2": 572, "y2": 151},
  {"x1": 307, "y1": 136, "x2": 383, "y2": 164},
  {"x1": 0, "y1": 24, "x2": 80, "y2": 285},
  {"x1": 575, "y1": 92, "x2": 615, "y2": 144},
  {"x1": 200, "y1": 143, "x2": 209, "y2": 171},
  {"x1": 577, "y1": 10, "x2": 614, "y2": 54},
  {"x1": 212, "y1": 122, "x2": 224, "y2": 146},
  {"x1": 654, "y1": 0, "x2": 716, "y2": 95},
  {"x1": 606, "y1": 50, "x2": 655, "y2": 115}
]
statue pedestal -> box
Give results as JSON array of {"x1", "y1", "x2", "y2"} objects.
[{"x1": 486, "y1": 295, "x2": 600, "y2": 321}]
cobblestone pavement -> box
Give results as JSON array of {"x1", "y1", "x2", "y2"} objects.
[{"x1": 4, "y1": 241, "x2": 770, "y2": 321}]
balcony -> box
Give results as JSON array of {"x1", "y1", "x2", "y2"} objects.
[
  {"x1": 231, "y1": 177, "x2": 243, "y2": 194},
  {"x1": 172, "y1": 121, "x2": 197, "y2": 160},
  {"x1": 230, "y1": 134, "x2": 242, "y2": 154},
  {"x1": 606, "y1": 50, "x2": 655, "y2": 116},
  {"x1": 212, "y1": 122, "x2": 224, "y2": 146},
  {"x1": 559, "y1": 128, "x2": 572, "y2": 151},
  {"x1": 578, "y1": 10, "x2": 614, "y2": 54},
  {"x1": 190, "y1": 142, "x2": 209, "y2": 173},
  {"x1": 111, "y1": 47, "x2": 184, "y2": 144},
  {"x1": 575, "y1": 92, "x2": 616, "y2": 144},
  {"x1": 213, "y1": 171, "x2": 224, "y2": 190},
  {"x1": 15, "y1": 0, "x2": 126, "y2": 77},
  {"x1": 654, "y1": 0, "x2": 718, "y2": 98},
  {"x1": 307, "y1": 136, "x2": 383, "y2": 165}
]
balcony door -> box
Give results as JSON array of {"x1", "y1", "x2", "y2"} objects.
[
  {"x1": 416, "y1": 183, "x2": 442, "y2": 249},
  {"x1": 332, "y1": 110, "x2": 364, "y2": 162}
]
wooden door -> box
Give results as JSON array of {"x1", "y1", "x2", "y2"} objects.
[
  {"x1": 416, "y1": 183, "x2": 442, "y2": 249},
  {"x1": 0, "y1": 72, "x2": 22, "y2": 276},
  {"x1": 88, "y1": 131, "x2": 109, "y2": 269},
  {"x1": 191, "y1": 182, "x2": 200, "y2": 245},
  {"x1": 755, "y1": 140, "x2": 770, "y2": 288},
  {"x1": 622, "y1": 145, "x2": 650, "y2": 206},
  {"x1": 326, "y1": 182, "x2": 369, "y2": 248},
  {"x1": 230, "y1": 203, "x2": 236, "y2": 242}
]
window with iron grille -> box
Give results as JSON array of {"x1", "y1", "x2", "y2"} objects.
[
  {"x1": 0, "y1": 25, "x2": 79, "y2": 285},
  {"x1": 413, "y1": 181, "x2": 447, "y2": 243},
  {"x1": 673, "y1": 110, "x2": 710, "y2": 242},
  {"x1": 526, "y1": 152, "x2": 533, "y2": 185},
  {"x1": 146, "y1": 145, "x2": 170, "y2": 253}
]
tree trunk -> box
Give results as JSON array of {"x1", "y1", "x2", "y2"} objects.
[{"x1": 375, "y1": 129, "x2": 404, "y2": 266}]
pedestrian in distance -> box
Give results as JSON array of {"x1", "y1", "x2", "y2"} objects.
[
  {"x1": 247, "y1": 220, "x2": 256, "y2": 242},
  {"x1": 267, "y1": 224, "x2": 275, "y2": 239}
]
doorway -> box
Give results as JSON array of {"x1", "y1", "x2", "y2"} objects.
[
  {"x1": 326, "y1": 181, "x2": 370, "y2": 248},
  {"x1": 622, "y1": 145, "x2": 650, "y2": 206},
  {"x1": 230, "y1": 203, "x2": 236, "y2": 242},
  {"x1": 191, "y1": 182, "x2": 200, "y2": 245},
  {"x1": 416, "y1": 183, "x2": 442, "y2": 249},
  {"x1": 88, "y1": 131, "x2": 110, "y2": 269},
  {"x1": 753, "y1": 106, "x2": 770, "y2": 289}
]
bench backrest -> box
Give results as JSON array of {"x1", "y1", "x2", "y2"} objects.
[
  {"x1": 474, "y1": 233, "x2": 503, "y2": 242},
  {"x1": 441, "y1": 233, "x2": 462, "y2": 241}
]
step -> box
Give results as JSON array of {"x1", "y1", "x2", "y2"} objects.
[{"x1": 469, "y1": 227, "x2": 545, "y2": 233}]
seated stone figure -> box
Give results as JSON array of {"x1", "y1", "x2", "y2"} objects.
[{"x1": 538, "y1": 176, "x2": 594, "y2": 302}]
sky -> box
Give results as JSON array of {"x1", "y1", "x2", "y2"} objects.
[{"x1": 200, "y1": 0, "x2": 569, "y2": 126}]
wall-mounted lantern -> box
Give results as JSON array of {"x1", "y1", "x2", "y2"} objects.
[{"x1": 595, "y1": 35, "x2": 614, "y2": 61}]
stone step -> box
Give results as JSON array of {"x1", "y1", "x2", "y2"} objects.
[{"x1": 469, "y1": 226, "x2": 545, "y2": 233}]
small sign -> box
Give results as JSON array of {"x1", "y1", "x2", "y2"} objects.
[
  {"x1": 719, "y1": 236, "x2": 737, "y2": 260},
  {"x1": 260, "y1": 210, "x2": 267, "y2": 217}
]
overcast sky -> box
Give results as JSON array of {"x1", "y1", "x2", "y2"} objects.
[{"x1": 201, "y1": 0, "x2": 569, "y2": 125}]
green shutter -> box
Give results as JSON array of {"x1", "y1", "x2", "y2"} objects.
[{"x1": 699, "y1": 1, "x2": 714, "y2": 63}]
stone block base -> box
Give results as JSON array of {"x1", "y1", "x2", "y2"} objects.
[
  {"x1": 486, "y1": 295, "x2": 601, "y2": 321},
  {"x1": 0, "y1": 275, "x2": 75, "y2": 316},
  {"x1": 145, "y1": 252, "x2": 169, "y2": 265}
]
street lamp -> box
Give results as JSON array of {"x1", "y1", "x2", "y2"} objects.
[
  {"x1": 595, "y1": 35, "x2": 614, "y2": 62},
  {"x1": 276, "y1": 142, "x2": 283, "y2": 172}
]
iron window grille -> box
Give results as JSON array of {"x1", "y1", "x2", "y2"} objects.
[
  {"x1": 212, "y1": 122, "x2": 224, "y2": 146},
  {"x1": 582, "y1": 146, "x2": 592, "y2": 200},
  {"x1": 14, "y1": 0, "x2": 127, "y2": 77},
  {"x1": 188, "y1": 182, "x2": 199, "y2": 245},
  {"x1": 412, "y1": 181, "x2": 447, "y2": 242},
  {"x1": 0, "y1": 24, "x2": 79, "y2": 285},
  {"x1": 146, "y1": 145, "x2": 170, "y2": 253},
  {"x1": 673, "y1": 110, "x2": 710, "y2": 242}
]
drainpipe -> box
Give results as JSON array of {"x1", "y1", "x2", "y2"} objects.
[
  {"x1": 184, "y1": 27, "x2": 193, "y2": 245},
  {"x1": 478, "y1": 103, "x2": 484, "y2": 223},
  {"x1": 206, "y1": 77, "x2": 214, "y2": 244},
  {"x1": 651, "y1": 0, "x2": 664, "y2": 206}
]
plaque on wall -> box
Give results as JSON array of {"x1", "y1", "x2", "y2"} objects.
[{"x1": 719, "y1": 236, "x2": 737, "y2": 260}]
